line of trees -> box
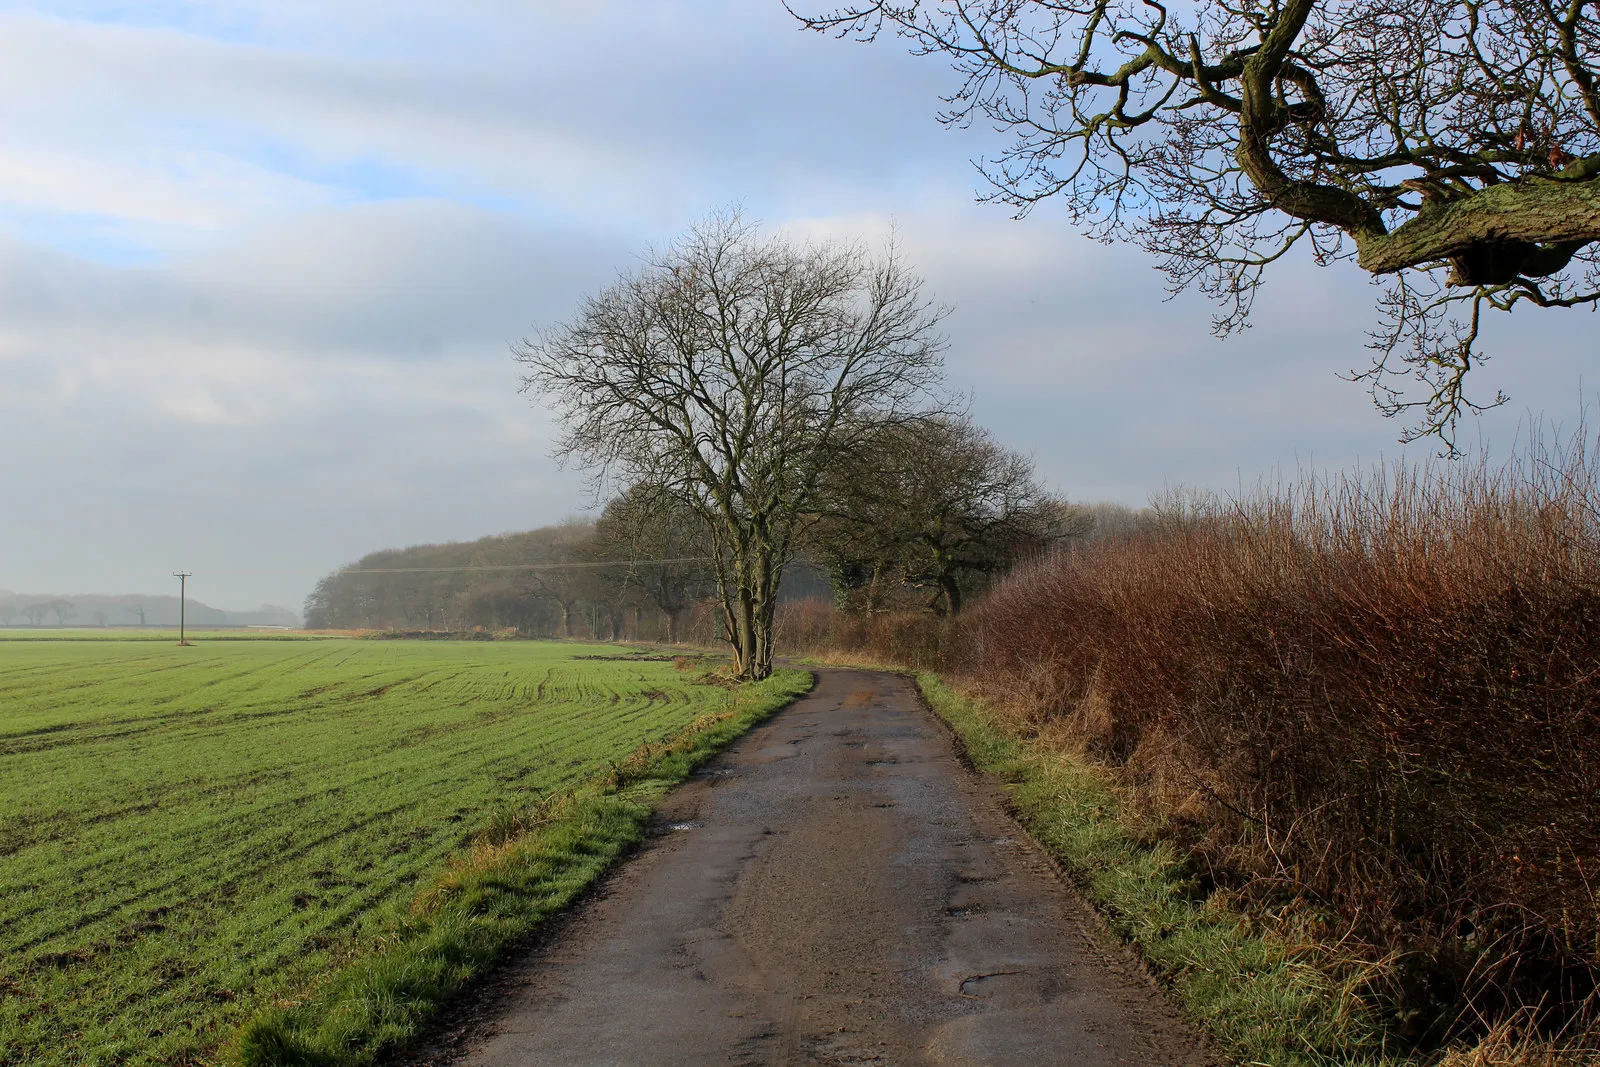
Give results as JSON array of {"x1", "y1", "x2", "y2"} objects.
[
  {"x1": 0, "y1": 598, "x2": 78, "y2": 626},
  {"x1": 302, "y1": 412, "x2": 1070, "y2": 639},
  {"x1": 305, "y1": 519, "x2": 658, "y2": 636},
  {"x1": 0, "y1": 596, "x2": 293, "y2": 628}
]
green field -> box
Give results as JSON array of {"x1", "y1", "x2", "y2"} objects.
[{"x1": 0, "y1": 637, "x2": 793, "y2": 1065}]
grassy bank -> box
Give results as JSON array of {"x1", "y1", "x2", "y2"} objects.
[
  {"x1": 914, "y1": 672, "x2": 1397, "y2": 1066},
  {"x1": 235, "y1": 664, "x2": 810, "y2": 1065}
]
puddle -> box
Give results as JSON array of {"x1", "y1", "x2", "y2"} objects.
[{"x1": 666, "y1": 822, "x2": 703, "y2": 831}]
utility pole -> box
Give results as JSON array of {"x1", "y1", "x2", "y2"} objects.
[{"x1": 173, "y1": 572, "x2": 192, "y2": 646}]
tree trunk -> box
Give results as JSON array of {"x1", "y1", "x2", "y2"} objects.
[
  {"x1": 739, "y1": 550, "x2": 781, "y2": 680},
  {"x1": 561, "y1": 602, "x2": 573, "y2": 639},
  {"x1": 863, "y1": 561, "x2": 883, "y2": 615},
  {"x1": 940, "y1": 575, "x2": 962, "y2": 616}
]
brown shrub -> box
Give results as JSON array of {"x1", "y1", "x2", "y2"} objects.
[
  {"x1": 959, "y1": 448, "x2": 1600, "y2": 1044},
  {"x1": 774, "y1": 596, "x2": 950, "y2": 669},
  {"x1": 790, "y1": 439, "x2": 1600, "y2": 1047}
]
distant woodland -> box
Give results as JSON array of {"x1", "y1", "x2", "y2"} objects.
[
  {"x1": 0, "y1": 593, "x2": 298, "y2": 629},
  {"x1": 304, "y1": 519, "x2": 809, "y2": 639},
  {"x1": 301, "y1": 497, "x2": 1149, "y2": 639}
]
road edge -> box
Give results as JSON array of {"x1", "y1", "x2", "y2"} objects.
[
  {"x1": 908, "y1": 670, "x2": 1403, "y2": 1067},
  {"x1": 230, "y1": 668, "x2": 815, "y2": 1067}
]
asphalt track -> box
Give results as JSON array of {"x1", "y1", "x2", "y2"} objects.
[{"x1": 425, "y1": 669, "x2": 1209, "y2": 1066}]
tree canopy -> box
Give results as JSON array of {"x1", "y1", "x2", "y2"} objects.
[
  {"x1": 518, "y1": 212, "x2": 948, "y2": 679},
  {"x1": 796, "y1": 0, "x2": 1600, "y2": 446},
  {"x1": 812, "y1": 414, "x2": 1064, "y2": 613}
]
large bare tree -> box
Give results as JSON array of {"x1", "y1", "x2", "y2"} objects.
[
  {"x1": 796, "y1": 0, "x2": 1600, "y2": 446},
  {"x1": 518, "y1": 212, "x2": 947, "y2": 680}
]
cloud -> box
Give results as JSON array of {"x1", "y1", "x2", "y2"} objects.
[
  {"x1": 0, "y1": 5, "x2": 966, "y2": 257},
  {"x1": 793, "y1": 203, "x2": 1596, "y2": 500},
  {"x1": 0, "y1": 1, "x2": 1592, "y2": 613},
  {"x1": 0, "y1": 200, "x2": 627, "y2": 606}
]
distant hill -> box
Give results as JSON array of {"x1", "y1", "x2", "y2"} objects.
[{"x1": 0, "y1": 592, "x2": 299, "y2": 629}]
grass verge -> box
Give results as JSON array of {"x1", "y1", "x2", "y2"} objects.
[
  {"x1": 913, "y1": 671, "x2": 1400, "y2": 1067},
  {"x1": 233, "y1": 667, "x2": 813, "y2": 1067}
]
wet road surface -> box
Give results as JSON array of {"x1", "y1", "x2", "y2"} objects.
[{"x1": 433, "y1": 669, "x2": 1209, "y2": 1066}]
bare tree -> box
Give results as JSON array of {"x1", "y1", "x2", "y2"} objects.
[
  {"x1": 518, "y1": 520, "x2": 597, "y2": 639},
  {"x1": 46, "y1": 599, "x2": 74, "y2": 626},
  {"x1": 519, "y1": 211, "x2": 948, "y2": 679},
  {"x1": 595, "y1": 485, "x2": 717, "y2": 643},
  {"x1": 814, "y1": 414, "x2": 1063, "y2": 613},
  {"x1": 573, "y1": 535, "x2": 636, "y2": 642},
  {"x1": 797, "y1": 0, "x2": 1600, "y2": 447},
  {"x1": 1069, "y1": 501, "x2": 1157, "y2": 542},
  {"x1": 20, "y1": 603, "x2": 47, "y2": 627}
]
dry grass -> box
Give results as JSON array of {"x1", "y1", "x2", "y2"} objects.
[{"x1": 1435, "y1": 1008, "x2": 1599, "y2": 1066}]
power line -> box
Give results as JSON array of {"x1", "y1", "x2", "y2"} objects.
[
  {"x1": 334, "y1": 558, "x2": 714, "y2": 576},
  {"x1": 191, "y1": 558, "x2": 716, "y2": 578}
]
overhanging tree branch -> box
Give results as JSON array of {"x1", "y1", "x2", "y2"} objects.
[{"x1": 795, "y1": 0, "x2": 1600, "y2": 448}]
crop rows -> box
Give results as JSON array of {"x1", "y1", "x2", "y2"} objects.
[{"x1": 0, "y1": 637, "x2": 737, "y2": 1065}]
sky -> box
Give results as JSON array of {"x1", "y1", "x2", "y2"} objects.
[{"x1": 0, "y1": 1, "x2": 1593, "y2": 614}]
